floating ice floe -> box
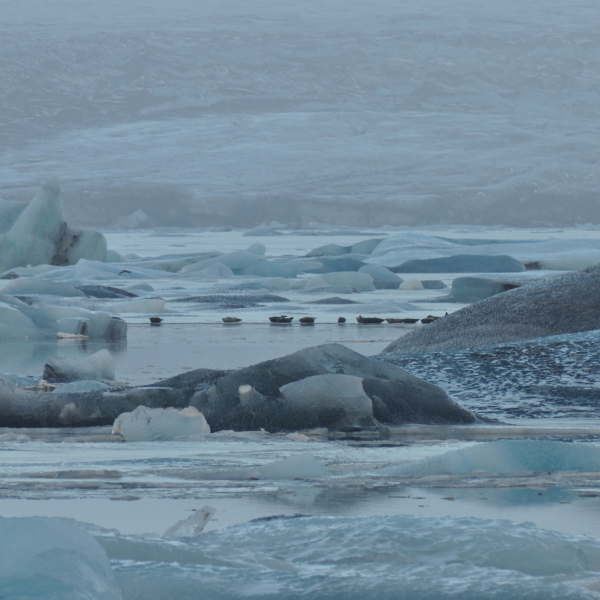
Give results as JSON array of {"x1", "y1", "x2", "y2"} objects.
[
  {"x1": 163, "y1": 506, "x2": 215, "y2": 538},
  {"x1": 113, "y1": 405, "x2": 211, "y2": 441},
  {"x1": 181, "y1": 248, "x2": 294, "y2": 278},
  {"x1": 0, "y1": 180, "x2": 107, "y2": 272},
  {"x1": 358, "y1": 264, "x2": 402, "y2": 289},
  {"x1": 385, "y1": 263, "x2": 600, "y2": 353},
  {"x1": 0, "y1": 517, "x2": 121, "y2": 600},
  {"x1": 388, "y1": 439, "x2": 600, "y2": 476},
  {"x1": 43, "y1": 349, "x2": 116, "y2": 383},
  {"x1": 450, "y1": 276, "x2": 521, "y2": 302},
  {"x1": 0, "y1": 295, "x2": 127, "y2": 340}
]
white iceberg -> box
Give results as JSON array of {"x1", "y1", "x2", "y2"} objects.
[
  {"x1": 258, "y1": 453, "x2": 330, "y2": 480},
  {"x1": 43, "y1": 349, "x2": 116, "y2": 383},
  {"x1": 163, "y1": 506, "x2": 215, "y2": 538},
  {"x1": 0, "y1": 180, "x2": 107, "y2": 272},
  {"x1": 0, "y1": 516, "x2": 122, "y2": 600},
  {"x1": 113, "y1": 405, "x2": 211, "y2": 441}
]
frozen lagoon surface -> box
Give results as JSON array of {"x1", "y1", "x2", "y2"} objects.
[{"x1": 4, "y1": 227, "x2": 600, "y2": 598}]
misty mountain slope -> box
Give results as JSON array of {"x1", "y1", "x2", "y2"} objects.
[{"x1": 1, "y1": 0, "x2": 599, "y2": 226}]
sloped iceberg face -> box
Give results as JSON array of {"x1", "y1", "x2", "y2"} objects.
[
  {"x1": 96, "y1": 515, "x2": 600, "y2": 600},
  {"x1": 385, "y1": 263, "x2": 600, "y2": 353},
  {"x1": 0, "y1": 517, "x2": 122, "y2": 600},
  {"x1": 0, "y1": 180, "x2": 107, "y2": 272},
  {"x1": 389, "y1": 440, "x2": 600, "y2": 476}
]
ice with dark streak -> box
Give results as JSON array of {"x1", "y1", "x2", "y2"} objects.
[
  {"x1": 0, "y1": 344, "x2": 481, "y2": 430},
  {"x1": 384, "y1": 264, "x2": 600, "y2": 354}
]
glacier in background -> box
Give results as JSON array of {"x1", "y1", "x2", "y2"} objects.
[{"x1": 0, "y1": 0, "x2": 599, "y2": 227}]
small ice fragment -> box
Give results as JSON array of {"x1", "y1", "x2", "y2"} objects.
[
  {"x1": 258, "y1": 454, "x2": 330, "y2": 479},
  {"x1": 163, "y1": 506, "x2": 215, "y2": 538},
  {"x1": 112, "y1": 405, "x2": 211, "y2": 441}
]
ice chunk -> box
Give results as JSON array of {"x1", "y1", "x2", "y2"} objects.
[
  {"x1": 192, "y1": 343, "x2": 478, "y2": 431},
  {"x1": 43, "y1": 349, "x2": 116, "y2": 383},
  {"x1": 0, "y1": 516, "x2": 121, "y2": 600},
  {"x1": 370, "y1": 233, "x2": 459, "y2": 258},
  {"x1": 385, "y1": 264, "x2": 600, "y2": 353},
  {"x1": 1, "y1": 278, "x2": 85, "y2": 297},
  {"x1": 306, "y1": 243, "x2": 349, "y2": 257},
  {"x1": 197, "y1": 262, "x2": 235, "y2": 278},
  {"x1": 0, "y1": 181, "x2": 107, "y2": 272},
  {"x1": 399, "y1": 279, "x2": 424, "y2": 290},
  {"x1": 351, "y1": 238, "x2": 384, "y2": 254},
  {"x1": 392, "y1": 440, "x2": 600, "y2": 476},
  {"x1": 163, "y1": 506, "x2": 215, "y2": 538},
  {"x1": 113, "y1": 405, "x2": 210, "y2": 441},
  {"x1": 258, "y1": 453, "x2": 330, "y2": 479},
  {"x1": 304, "y1": 257, "x2": 366, "y2": 274},
  {"x1": 451, "y1": 276, "x2": 521, "y2": 302},
  {"x1": 246, "y1": 241, "x2": 266, "y2": 255},
  {"x1": 0, "y1": 301, "x2": 40, "y2": 340},
  {"x1": 280, "y1": 374, "x2": 374, "y2": 429},
  {"x1": 53, "y1": 380, "x2": 111, "y2": 393},
  {"x1": 358, "y1": 264, "x2": 402, "y2": 289},
  {"x1": 114, "y1": 209, "x2": 152, "y2": 228},
  {"x1": 181, "y1": 250, "x2": 294, "y2": 278},
  {"x1": 305, "y1": 271, "x2": 375, "y2": 292},
  {"x1": 393, "y1": 254, "x2": 526, "y2": 274}
]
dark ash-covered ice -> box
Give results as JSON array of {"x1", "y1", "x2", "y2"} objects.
[
  {"x1": 385, "y1": 264, "x2": 600, "y2": 353},
  {"x1": 191, "y1": 344, "x2": 483, "y2": 431},
  {"x1": 0, "y1": 344, "x2": 482, "y2": 430}
]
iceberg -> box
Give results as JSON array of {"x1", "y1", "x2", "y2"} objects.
[
  {"x1": 0, "y1": 199, "x2": 26, "y2": 233},
  {"x1": 358, "y1": 264, "x2": 402, "y2": 289},
  {"x1": 192, "y1": 343, "x2": 482, "y2": 432},
  {"x1": 303, "y1": 257, "x2": 366, "y2": 274},
  {"x1": 163, "y1": 506, "x2": 215, "y2": 538},
  {"x1": 392, "y1": 254, "x2": 526, "y2": 274},
  {"x1": 385, "y1": 263, "x2": 600, "y2": 353},
  {"x1": 0, "y1": 517, "x2": 121, "y2": 600},
  {"x1": 305, "y1": 272, "x2": 375, "y2": 292},
  {"x1": 391, "y1": 440, "x2": 600, "y2": 476},
  {"x1": 114, "y1": 209, "x2": 151, "y2": 228},
  {"x1": 0, "y1": 301, "x2": 40, "y2": 340},
  {"x1": 43, "y1": 349, "x2": 116, "y2": 383},
  {"x1": 113, "y1": 405, "x2": 210, "y2": 441},
  {"x1": 1, "y1": 278, "x2": 85, "y2": 297},
  {"x1": 0, "y1": 180, "x2": 107, "y2": 272},
  {"x1": 450, "y1": 276, "x2": 521, "y2": 302},
  {"x1": 258, "y1": 453, "x2": 330, "y2": 479},
  {"x1": 181, "y1": 249, "x2": 294, "y2": 278}
]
